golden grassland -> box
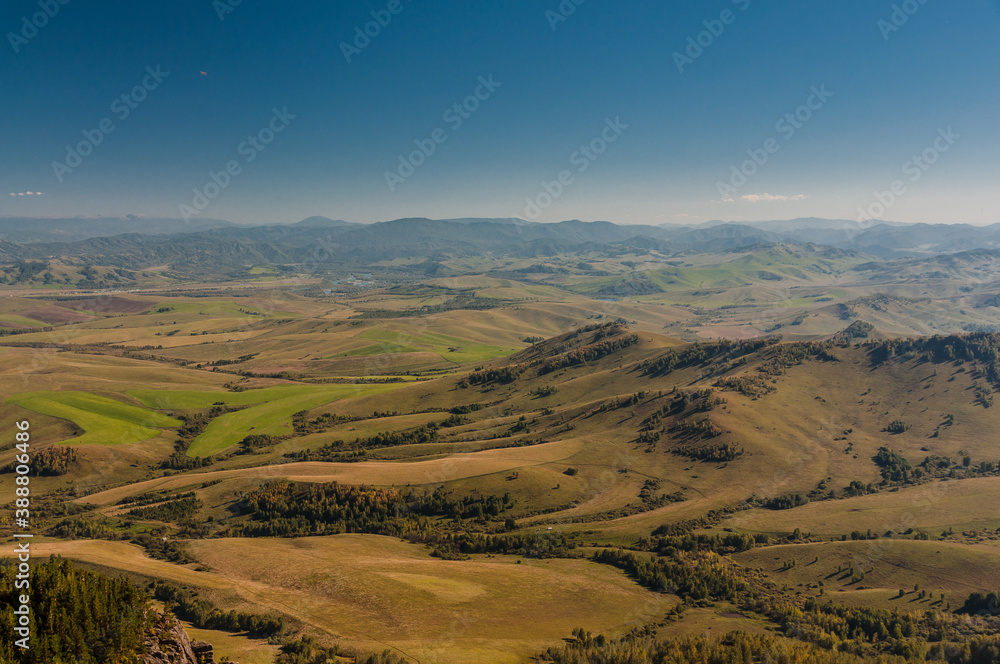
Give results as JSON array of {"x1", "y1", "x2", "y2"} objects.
[
  {"x1": 733, "y1": 538, "x2": 1000, "y2": 612},
  {"x1": 3, "y1": 281, "x2": 1000, "y2": 661},
  {"x1": 179, "y1": 624, "x2": 280, "y2": 664},
  {"x1": 76, "y1": 438, "x2": 585, "y2": 505},
  {"x1": 32, "y1": 535, "x2": 674, "y2": 664},
  {"x1": 725, "y1": 477, "x2": 1000, "y2": 536}
]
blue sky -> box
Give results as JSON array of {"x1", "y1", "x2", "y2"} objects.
[{"x1": 1, "y1": 0, "x2": 998, "y2": 226}]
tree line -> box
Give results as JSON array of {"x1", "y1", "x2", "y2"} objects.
[
  {"x1": 282, "y1": 422, "x2": 442, "y2": 461},
  {"x1": 1, "y1": 446, "x2": 77, "y2": 476},
  {"x1": 0, "y1": 557, "x2": 151, "y2": 664},
  {"x1": 151, "y1": 581, "x2": 283, "y2": 636},
  {"x1": 224, "y1": 480, "x2": 515, "y2": 538},
  {"x1": 537, "y1": 331, "x2": 639, "y2": 375}
]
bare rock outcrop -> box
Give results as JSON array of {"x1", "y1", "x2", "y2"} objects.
[{"x1": 141, "y1": 615, "x2": 235, "y2": 664}]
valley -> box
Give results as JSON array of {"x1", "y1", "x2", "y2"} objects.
[{"x1": 2, "y1": 224, "x2": 1000, "y2": 662}]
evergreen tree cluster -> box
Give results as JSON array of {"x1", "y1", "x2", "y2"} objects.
[
  {"x1": 959, "y1": 590, "x2": 1000, "y2": 615},
  {"x1": 642, "y1": 530, "x2": 757, "y2": 556},
  {"x1": 591, "y1": 548, "x2": 750, "y2": 601},
  {"x1": 671, "y1": 442, "x2": 745, "y2": 463},
  {"x1": 125, "y1": 494, "x2": 202, "y2": 522},
  {"x1": 713, "y1": 373, "x2": 777, "y2": 398},
  {"x1": 590, "y1": 542, "x2": 1000, "y2": 661},
  {"x1": 757, "y1": 341, "x2": 840, "y2": 376},
  {"x1": 131, "y1": 532, "x2": 196, "y2": 564},
  {"x1": 669, "y1": 416, "x2": 724, "y2": 440},
  {"x1": 641, "y1": 337, "x2": 780, "y2": 378},
  {"x1": 868, "y1": 332, "x2": 1000, "y2": 391},
  {"x1": 283, "y1": 423, "x2": 442, "y2": 461},
  {"x1": 440, "y1": 413, "x2": 469, "y2": 427},
  {"x1": 874, "y1": 446, "x2": 913, "y2": 481},
  {"x1": 458, "y1": 363, "x2": 528, "y2": 387},
  {"x1": 355, "y1": 423, "x2": 439, "y2": 449},
  {"x1": 291, "y1": 409, "x2": 398, "y2": 435},
  {"x1": 237, "y1": 433, "x2": 278, "y2": 453},
  {"x1": 225, "y1": 480, "x2": 514, "y2": 538},
  {"x1": 639, "y1": 390, "x2": 722, "y2": 434},
  {"x1": 537, "y1": 331, "x2": 639, "y2": 375},
  {"x1": 413, "y1": 531, "x2": 577, "y2": 559},
  {"x1": 535, "y1": 630, "x2": 913, "y2": 664},
  {"x1": 1, "y1": 446, "x2": 77, "y2": 476},
  {"x1": 0, "y1": 557, "x2": 151, "y2": 664},
  {"x1": 151, "y1": 582, "x2": 282, "y2": 636},
  {"x1": 761, "y1": 493, "x2": 810, "y2": 510},
  {"x1": 276, "y1": 635, "x2": 406, "y2": 664},
  {"x1": 831, "y1": 319, "x2": 876, "y2": 344},
  {"x1": 449, "y1": 402, "x2": 489, "y2": 414},
  {"x1": 45, "y1": 517, "x2": 123, "y2": 540},
  {"x1": 885, "y1": 420, "x2": 911, "y2": 434},
  {"x1": 706, "y1": 341, "x2": 839, "y2": 397},
  {"x1": 592, "y1": 391, "x2": 647, "y2": 414}
]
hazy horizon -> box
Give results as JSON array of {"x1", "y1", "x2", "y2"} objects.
[{"x1": 0, "y1": 213, "x2": 984, "y2": 229}]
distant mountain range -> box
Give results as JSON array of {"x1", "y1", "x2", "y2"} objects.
[
  {"x1": 0, "y1": 216, "x2": 234, "y2": 243},
  {"x1": 3, "y1": 215, "x2": 1000, "y2": 276}
]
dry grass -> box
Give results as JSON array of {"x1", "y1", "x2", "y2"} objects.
[
  {"x1": 78, "y1": 438, "x2": 585, "y2": 505},
  {"x1": 734, "y1": 538, "x2": 1000, "y2": 611},
  {"x1": 32, "y1": 535, "x2": 673, "y2": 664},
  {"x1": 725, "y1": 476, "x2": 1000, "y2": 536}
]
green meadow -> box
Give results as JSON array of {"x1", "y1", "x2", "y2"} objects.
[
  {"x1": 132, "y1": 383, "x2": 405, "y2": 456},
  {"x1": 357, "y1": 328, "x2": 516, "y2": 364},
  {"x1": 8, "y1": 391, "x2": 181, "y2": 446}
]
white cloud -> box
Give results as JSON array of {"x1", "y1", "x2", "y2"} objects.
[
  {"x1": 10, "y1": 191, "x2": 44, "y2": 196},
  {"x1": 739, "y1": 193, "x2": 808, "y2": 202}
]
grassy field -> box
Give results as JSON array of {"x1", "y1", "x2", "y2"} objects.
[
  {"x1": 725, "y1": 477, "x2": 1000, "y2": 536},
  {"x1": 189, "y1": 384, "x2": 404, "y2": 456},
  {"x1": 7, "y1": 391, "x2": 180, "y2": 446},
  {"x1": 733, "y1": 539, "x2": 1000, "y2": 611},
  {"x1": 33, "y1": 535, "x2": 674, "y2": 664},
  {"x1": 5, "y1": 280, "x2": 1000, "y2": 662},
  {"x1": 77, "y1": 438, "x2": 585, "y2": 505},
  {"x1": 30, "y1": 539, "x2": 228, "y2": 589},
  {"x1": 180, "y1": 623, "x2": 279, "y2": 664},
  {"x1": 131, "y1": 383, "x2": 406, "y2": 456},
  {"x1": 357, "y1": 328, "x2": 518, "y2": 364}
]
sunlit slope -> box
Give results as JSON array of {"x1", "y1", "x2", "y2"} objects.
[
  {"x1": 68, "y1": 324, "x2": 1000, "y2": 550},
  {"x1": 8, "y1": 391, "x2": 180, "y2": 446},
  {"x1": 33, "y1": 535, "x2": 673, "y2": 664}
]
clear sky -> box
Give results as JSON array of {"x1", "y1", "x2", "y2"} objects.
[{"x1": 1, "y1": 0, "x2": 998, "y2": 226}]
